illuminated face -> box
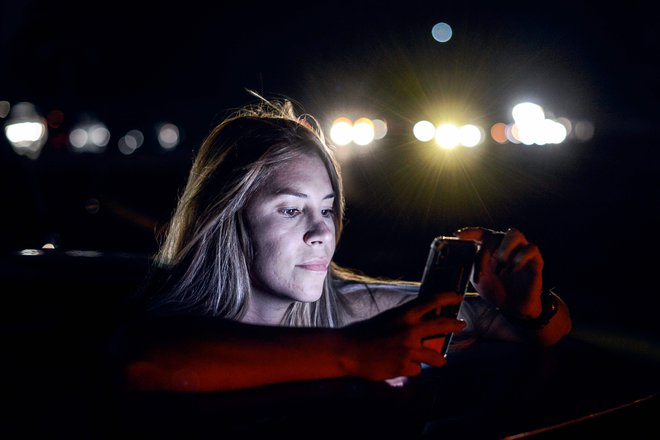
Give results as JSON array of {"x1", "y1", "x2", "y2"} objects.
[{"x1": 243, "y1": 153, "x2": 336, "y2": 324}]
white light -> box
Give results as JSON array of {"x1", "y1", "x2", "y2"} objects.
[
  {"x1": 69, "y1": 128, "x2": 88, "y2": 149},
  {"x1": 89, "y1": 124, "x2": 110, "y2": 146},
  {"x1": 545, "y1": 119, "x2": 568, "y2": 144},
  {"x1": 330, "y1": 117, "x2": 353, "y2": 146},
  {"x1": 68, "y1": 119, "x2": 109, "y2": 153},
  {"x1": 372, "y1": 118, "x2": 388, "y2": 140},
  {"x1": 413, "y1": 120, "x2": 435, "y2": 142},
  {"x1": 3, "y1": 102, "x2": 48, "y2": 159},
  {"x1": 458, "y1": 124, "x2": 482, "y2": 147},
  {"x1": 5, "y1": 122, "x2": 45, "y2": 143},
  {"x1": 512, "y1": 102, "x2": 545, "y2": 125},
  {"x1": 157, "y1": 123, "x2": 180, "y2": 149},
  {"x1": 352, "y1": 117, "x2": 375, "y2": 146},
  {"x1": 435, "y1": 124, "x2": 460, "y2": 149}
]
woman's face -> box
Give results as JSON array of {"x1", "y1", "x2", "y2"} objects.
[{"x1": 244, "y1": 153, "x2": 336, "y2": 322}]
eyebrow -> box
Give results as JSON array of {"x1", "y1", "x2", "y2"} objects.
[{"x1": 273, "y1": 188, "x2": 335, "y2": 200}]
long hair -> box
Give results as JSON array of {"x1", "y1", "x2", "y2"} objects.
[{"x1": 145, "y1": 92, "x2": 353, "y2": 326}]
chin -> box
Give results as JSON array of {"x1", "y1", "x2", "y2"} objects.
[{"x1": 295, "y1": 281, "x2": 326, "y2": 303}]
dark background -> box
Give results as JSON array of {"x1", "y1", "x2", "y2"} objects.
[{"x1": 1, "y1": 0, "x2": 658, "y2": 344}]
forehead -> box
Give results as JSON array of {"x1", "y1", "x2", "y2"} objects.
[{"x1": 267, "y1": 154, "x2": 332, "y2": 190}]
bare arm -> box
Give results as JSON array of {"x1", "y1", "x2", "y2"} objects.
[
  {"x1": 456, "y1": 227, "x2": 573, "y2": 347},
  {"x1": 516, "y1": 290, "x2": 572, "y2": 347},
  {"x1": 113, "y1": 291, "x2": 467, "y2": 392}
]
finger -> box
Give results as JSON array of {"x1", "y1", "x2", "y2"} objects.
[
  {"x1": 454, "y1": 226, "x2": 489, "y2": 242},
  {"x1": 421, "y1": 317, "x2": 467, "y2": 336},
  {"x1": 493, "y1": 228, "x2": 529, "y2": 265},
  {"x1": 409, "y1": 291, "x2": 463, "y2": 321},
  {"x1": 510, "y1": 243, "x2": 544, "y2": 273},
  {"x1": 413, "y1": 347, "x2": 448, "y2": 368},
  {"x1": 465, "y1": 229, "x2": 504, "y2": 282}
]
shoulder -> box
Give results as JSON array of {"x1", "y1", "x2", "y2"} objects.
[{"x1": 337, "y1": 282, "x2": 419, "y2": 324}]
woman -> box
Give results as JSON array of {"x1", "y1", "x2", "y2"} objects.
[{"x1": 113, "y1": 93, "x2": 572, "y2": 392}]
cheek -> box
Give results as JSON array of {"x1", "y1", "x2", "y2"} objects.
[{"x1": 251, "y1": 230, "x2": 295, "y2": 276}]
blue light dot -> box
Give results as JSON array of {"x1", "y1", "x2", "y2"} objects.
[{"x1": 432, "y1": 22, "x2": 453, "y2": 43}]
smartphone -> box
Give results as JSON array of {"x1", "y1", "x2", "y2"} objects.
[{"x1": 418, "y1": 236, "x2": 479, "y2": 356}]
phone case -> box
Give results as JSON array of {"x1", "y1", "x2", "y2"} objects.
[{"x1": 418, "y1": 236, "x2": 479, "y2": 356}]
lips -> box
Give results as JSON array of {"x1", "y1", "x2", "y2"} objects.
[{"x1": 297, "y1": 259, "x2": 328, "y2": 272}]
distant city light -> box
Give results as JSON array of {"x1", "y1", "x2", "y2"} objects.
[
  {"x1": 458, "y1": 124, "x2": 482, "y2": 147},
  {"x1": 435, "y1": 123, "x2": 460, "y2": 149},
  {"x1": 574, "y1": 121, "x2": 595, "y2": 142},
  {"x1": 0, "y1": 101, "x2": 10, "y2": 118},
  {"x1": 330, "y1": 117, "x2": 354, "y2": 146},
  {"x1": 415, "y1": 119, "x2": 484, "y2": 148},
  {"x1": 352, "y1": 117, "x2": 375, "y2": 146},
  {"x1": 490, "y1": 122, "x2": 508, "y2": 144},
  {"x1": 118, "y1": 129, "x2": 144, "y2": 155},
  {"x1": 4, "y1": 102, "x2": 48, "y2": 159},
  {"x1": 413, "y1": 120, "x2": 436, "y2": 142},
  {"x1": 69, "y1": 120, "x2": 110, "y2": 153},
  {"x1": 157, "y1": 122, "x2": 180, "y2": 150},
  {"x1": 372, "y1": 119, "x2": 388, "y2": 140},
  {"x1": 431, "y1": 22, "x2": 453, "y2": 43},
  {"x1": 510, "y1": 101, "x2": 569, "y2": 145}
]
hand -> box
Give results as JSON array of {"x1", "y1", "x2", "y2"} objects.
[
  {"x1": 339, "y1": 291, "x2": 466, "y2": 381},
  {"x1": 455, "y1": 227, "x2": 544, "y2": 320}
]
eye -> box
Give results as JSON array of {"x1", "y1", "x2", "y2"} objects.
[
  {"x1": 321, "y1": 208, "x2": 335, "y2": 217},
  {"x1": 280, "y1": 208, "x2": 302, "y2": 217}
]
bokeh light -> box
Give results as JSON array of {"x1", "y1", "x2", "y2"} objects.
[
  {"x1": 431, "y1": 22, "x2": 453, "y2": 43},
  {"x1": 4, "y1": 102, "x2": 48, "y2": 159},
  {"x1": 330, "y1": 117, "x2": 353, "y2": 146},
  {"x1": 413, "y1": 120, "x2": 436, "y2": 142}
]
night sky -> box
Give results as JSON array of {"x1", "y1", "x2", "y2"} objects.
[{"x1": 1, "y1": 0, "x2": 659, "y2": 338}]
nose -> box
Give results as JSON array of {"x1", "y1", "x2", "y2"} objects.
[{"x1": 303, "y1": 216, "x2": 334, "y2": 246}]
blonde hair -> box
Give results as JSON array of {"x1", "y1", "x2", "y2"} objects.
[{"x1": 146, "y1": 92, "x2": 352, "y2": 326}]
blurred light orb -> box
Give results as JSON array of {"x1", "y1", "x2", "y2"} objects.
[
  {"x1": 506, "y1": 123, "x2": 520, "y2": 144},
  {"x1": 69, "y1": 128, "x2": 89, "y2": 149},
  {"x1": 4, "y1": 102, "x2": 48, "y2": 159},
  {"x1": 118, "y1": 129, "x2": 144, "y2": 155},
  {"x1": 557, "y1": 117, "x2": 572, "y2": 136},
  {"x1": 458, "y1": 124, "x2": 482, "y2": 147},
  {"x1": 157, "y1": 123, "x2": 180, "y2": 150},
  {"x1": 435, "y1": 123, "x2": 460, "y2": 149},
  {"x1": 5, "y1": 122, "x2": 46, "y2": 145},
  {"x1": 431, "y1": 22, "x2": 453, "y2": 43},
  {"x1": 89, "y1": 124, "x2": 110, "y2": 147},
  {"x1": 574, "y1": 120, "x2": 595, "y2": 142},
  {"x1": 330, "y1": 117, "x2": 353, "y2": 146},
  {"x1": 512, "y1": 102, "x2": 545, "y2": 124},
  {"x1": 352, "y1": 117, "x2": 375, "y2": 146},
  {"x1": 69, "y1": 119, "x2": 110, "y2": 153},
  {"x1": 490, "y1": 122, "x2": 508, "y2": 144},
  {"x1": 372, "y1": 118, "x2": 388, "y2": 140},
  {"x1": 19, "y1": 249, "x2": 43, "y2": 256},
  {"x1": 126, "y1": 129, "x2": 144, "y2": 147},
  {"x1": 413, "y1": 120, "x2": 435, "y2": 142},
  {"x1": 543, "y1": 119, "x2": 568, "y2": 144},
  {"x1": 0, "y1": 101, "x2": 11, "y2": 118}
]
